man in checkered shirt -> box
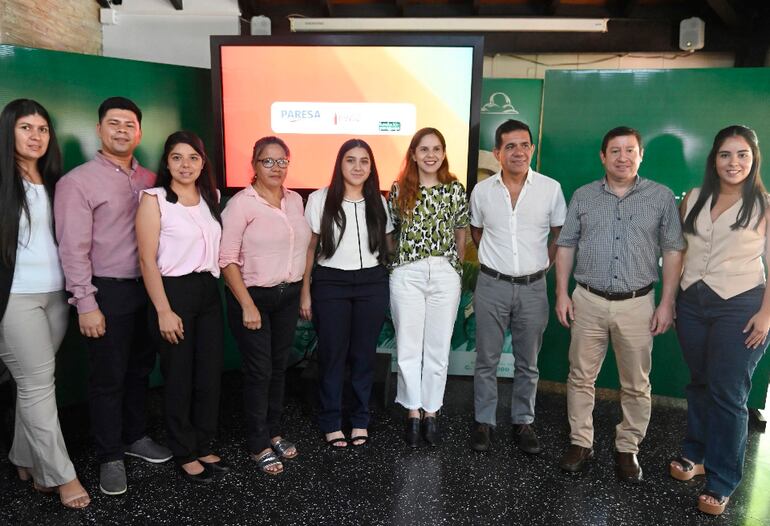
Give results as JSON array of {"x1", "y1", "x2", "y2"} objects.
[{"x1": 554, "y1": 126, "x2": 684, "y2": 483}]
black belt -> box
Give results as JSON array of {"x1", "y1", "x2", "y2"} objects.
[
  {"x1": 480, "y1": 264, "x2": 545, "y2": 285},
  {"x1": 93, "y1": 276, "x2": 142, "y2": 283},
  {"x1": 578, "y1": 282, "x2": 653, "y2": 301}
]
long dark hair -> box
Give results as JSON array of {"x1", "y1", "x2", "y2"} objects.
[
  {"x1": 683, "y1": 125, "x2": 765, "y2": 234},
  {"x1": 0, "y1": 99, "x2": 62, "y2": 268},
  {"x1": 156, "y1": 131, "x2": 221, "y2": 224},
  {"x1": 319, "y1": 139, "x2": 389, "y2": 264}
]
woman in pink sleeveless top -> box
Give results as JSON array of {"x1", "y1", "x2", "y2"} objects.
[
  {"x1": 136, "y1": 131, "x2": 228, "y2": 484},
  {"x1": 671, "y1": 125, "x2": 769, "y2": 516}
]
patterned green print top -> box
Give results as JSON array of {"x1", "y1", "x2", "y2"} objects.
[{"x1": 388, "y1": 180, "x2": 469, "y2": 275}]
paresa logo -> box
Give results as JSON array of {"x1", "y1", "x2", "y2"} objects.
[
  {"x1": 271, "y1": 102, "x2": 416, "y2": 135},
  {"x1": 280, "y1": 108, "x2": 322, "y2": 122}
]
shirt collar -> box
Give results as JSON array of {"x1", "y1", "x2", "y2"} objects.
[
  {"x1": 601, "y1": 174, "x2": 641, "y2": 196},
  {"x1": 245, "y1": 183, "x2": 287, "y2": 208},
  {"x1": 95, "y1": 151, "x2": 138, "y2": 174},
  {"x1": 492, "y1": 168, "x2": 534, "y2": 186}
]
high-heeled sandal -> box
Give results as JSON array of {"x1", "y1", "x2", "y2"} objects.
[
  {"x1": 669, "y1": 456, "x2": 705, "y2": 481},
  {"x1": 697, "y1": 490, "x2": 729, "y2": 516}
]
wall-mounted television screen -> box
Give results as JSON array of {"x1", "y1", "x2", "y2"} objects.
[{"x1": 210, "y1": 35, "x2": 484, "y2": 192}]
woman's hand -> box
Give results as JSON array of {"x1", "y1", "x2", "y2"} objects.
[
  {"x1": 299, "y1": 288, "x2": 312, "y2": 321},
  {"x1": 243, "y1": 303, "x2": 262, "y2": 331},
  {"x1": 158, "y1": 310, "x2": 184, "y2": 344},
  {"x1": 743, "y1": 308, "x2": 770, "y2": 349}
]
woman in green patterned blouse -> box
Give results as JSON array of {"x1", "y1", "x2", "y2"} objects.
[{"x1": 388, "y1": 127, "x2": 469, "y2": 447}]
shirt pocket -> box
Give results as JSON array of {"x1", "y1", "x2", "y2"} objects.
[{"x1": 627, "y1": 203, "x2": 662, "y2": 249}]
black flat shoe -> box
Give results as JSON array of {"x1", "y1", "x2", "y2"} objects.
[
  {"x1": 200, "y1": 459, "x2": 231, "y2": 476},
  {"x1": 405, "y1": 417, "x2": 421, "y2": 448},
  {"x1": 178, "y1": 464, "x2": 214, "y2": 484},
  {"x1": 422, "y1": 416, "x2": 440, "y2": 446}
]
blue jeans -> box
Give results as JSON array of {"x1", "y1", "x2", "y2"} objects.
[{"x1": 675, "y1": 281, "x2": 767, "y2": 497}]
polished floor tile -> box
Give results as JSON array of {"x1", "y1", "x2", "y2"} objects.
[{"x1": 0, "y1": 371, "x2": 768, "y2": 525}]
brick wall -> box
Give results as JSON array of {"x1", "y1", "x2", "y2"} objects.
[{"x1": 0, "y1": 0, "x2": 101, "y2": 55}]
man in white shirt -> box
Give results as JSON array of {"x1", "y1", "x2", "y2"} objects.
[{"x1": 469, "y1": 119, "x2": 567, "y2": 453}]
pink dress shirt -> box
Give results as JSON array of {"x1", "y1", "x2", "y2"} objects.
[
  {"x1": 219, "y1": 184, "x2": 311, "y2": 287},
  {"x1": 143, "y1": 188, "x2": 222, "y2": 278},
  {"x1": 55, "y1": 152, "x2": 156, "y2": 313}
]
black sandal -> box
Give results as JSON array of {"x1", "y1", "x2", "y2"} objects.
[
  {"x1": 326, "y1": 436, "x2": 349, "y2": 449},
  {"x1": 350, "y1": 435, "x2": 370, "y2": 447},
  {"x1": 669, "y1": 455, "x2": 705, "y2": 481}
]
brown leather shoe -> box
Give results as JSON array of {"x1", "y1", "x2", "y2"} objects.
[
  {"x1": 559, "y1": 444, "x2": 594, "y2": 472},
  {"x1": 615, "y1": 451, "x2": 643, "y2": 483}
]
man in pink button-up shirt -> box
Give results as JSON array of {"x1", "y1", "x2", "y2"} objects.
[{"x1": 55, "y1": 97, "x2": 171, "y2": 496}]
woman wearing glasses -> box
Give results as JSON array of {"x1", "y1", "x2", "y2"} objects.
[{"x1": 220, "y1": 136, "x2": 311, "y2": 475}]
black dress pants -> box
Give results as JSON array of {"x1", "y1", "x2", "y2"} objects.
[
  {"x1": 149, "y1": 272, "x2": 224, "y2": 466},
  {"x1": 87, "y1": 277, "x2": 156, "y2": 463},
  {"x1": 311, "y1": 265, "x2": 389, "y2": 433},
  {"x1": 226, "y1": 282, "x2": 301, "y2": 454}
]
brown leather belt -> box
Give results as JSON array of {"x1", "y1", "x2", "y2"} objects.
[{"x1": 578, "y1": 282, "x2": 653, "y2": 301}]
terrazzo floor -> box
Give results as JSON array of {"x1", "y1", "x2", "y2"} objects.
[{"x1": 0, "y1": 371, "x2": 768, "y2": 526}]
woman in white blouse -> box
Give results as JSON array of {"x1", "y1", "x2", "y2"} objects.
[
  {"x1": 301, "y1": 139, "x2": 392, "y2": 448},
  {"x1": 0, "y1": 99, "x2": 89, "y2": 508}
]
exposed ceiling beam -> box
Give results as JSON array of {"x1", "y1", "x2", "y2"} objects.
[{"x1": 706, "y1": 0, "x2": 740, "y2": 30}]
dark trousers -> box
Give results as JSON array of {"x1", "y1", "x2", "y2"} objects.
[
  {"x1": 149, "y1": 273, "x2": 224, "y2": 466},
  {"x1": 312, "y1": 265, "x2": 389, "y2": 433},
  {"x1": 226, "y1": 282, "x2": 301, "y2": 454},
  {"x1": 87, "y1": 278, "x2": 156, "y2": 463},
  {"x1": 675, "y1": 281, "x2": 768, "y2": 497}
]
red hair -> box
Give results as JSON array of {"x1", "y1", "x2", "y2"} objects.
[{"x1": 394, "y1": 127, "x2": 456, "y2": 217}]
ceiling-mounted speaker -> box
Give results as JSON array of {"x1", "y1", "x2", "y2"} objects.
[
  {"x1": 679, "y1": 17, "x2": 705, "y2": 51},
  {"x1": 251, "y1": 15, "x2": 271, "y2": 36}
]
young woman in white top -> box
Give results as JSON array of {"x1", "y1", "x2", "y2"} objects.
[
  {"x1": 301, "y1": 139, "x2": 392, "y2": 448},
  {"x1": 0, "y1": 99, "x2": 90, "y2": 508},
  {"x1": 136, "y1": 131, "x2": 228, "y2": 484}
]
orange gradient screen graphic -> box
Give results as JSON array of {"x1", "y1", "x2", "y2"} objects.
[{"x1": 220, "y1": 46, "x2": 474, "y2": 189}]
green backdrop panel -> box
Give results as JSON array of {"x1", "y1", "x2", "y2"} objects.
[
  {"x1": 479, "y1": 78, "x2": 543, "y2": 153},
  {"x1": 0, "y1": 44, "x2": 219, "y2": 406},
  {"x1": 538, "y1": 68, "x2": 770, "y2": 409}
]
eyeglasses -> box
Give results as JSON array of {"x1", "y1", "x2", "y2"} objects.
[{"x1": 256, "y1": 157, "x2": 290, "y2": 169}]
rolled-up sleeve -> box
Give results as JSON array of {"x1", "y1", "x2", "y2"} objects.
[
  {"x1": 556, "y1": 193, "x2": 581, "y2": 247},
  {"x1": 659, "y1": 192, "x2": 686, "y2": 251},
  {"x1": 219, "y1": 195, "x2": 248, "y2": 268},
  {"x1": 54, "y1": 177, "x2": 98, "y2": 314}
]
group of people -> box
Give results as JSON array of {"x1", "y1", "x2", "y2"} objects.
[
  {"x1": 468, "y1": 120, "x2": 768, "y2": 517},
  {"x1": 0, "y1": 95, "x2": 766, "y2": 518}
]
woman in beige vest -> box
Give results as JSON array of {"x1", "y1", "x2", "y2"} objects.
[{"x1": 670, "y1": 125, "x2": 769, "y2": 516}]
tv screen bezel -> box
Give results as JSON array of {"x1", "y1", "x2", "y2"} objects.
[{"x1": 210, "y1": 34, "x2": 484, "y2": 196}]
